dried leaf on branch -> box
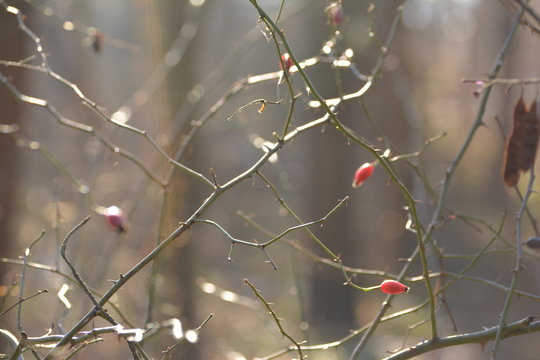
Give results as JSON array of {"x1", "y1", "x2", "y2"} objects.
[{"x1": 503, "y1": 96, "x2": 540, "y2": 187}]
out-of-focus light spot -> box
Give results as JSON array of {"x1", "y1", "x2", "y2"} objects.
[
  {"x1": 6, "y1": 6, "x2": 19, "y2": 14},
  {"x1": 453, "y1": 0, "x2": 479, "y2": 5},
  {"x1": 155, "y1": 274, "x2": 165, "y2": 287},
  {"x1": 322, "y1": 44, "x2": 332, "y2": 54},
  {"x1": 105, "y1": 205, "x2": 122, "y2": 216},
  {"x1": 171, "y1": 318, "x2": 184, "y2": 339},
  {"x1": 220, "y1": 290, "x2": 239, "y2": 302},
  {"x1": 111, "y1": 106, "x2": 132, "y2": 124},
  {"x1": 227, "y1": 352, "x2": 247, "y2": 360},
  {"x1": 299, "y1": 321, "x2": 309, "y2": 330},
  {"x1": 157, "y1": 133, "x2": 169, "y2": 146},
  {"x1": 201, "y1": 282, "x2": 216, "y2": 294},
  {"x1": 334, "y1": 59, "x2": 351, "y2": 67},
  {"x1": 441, "y1": 7, "x2": 477, "y2": 42},
  {"x1": 44, "y1": 7, "x2": 53, "y2": 16},
  {"x1": 79, "y1": 185, "x2": 89, "y2": 194},
  {"x1": 62, "y1": 21, "x2": 74, "y2": 31},
  {"x1": 126, "y1": 329, "x2": 144, "y2": 342},
  {"x1": 190, "y1": 0, "x2": 205, "y2": 6},
  {"x1": 308, "y1": 98, "x2": 339, "y2": 108},
  {"x1": 261, "y1": 141, "x2": 278, "y2": 163},
  {"x1": 41, "y1": 202, "x2": 78, "y2": 223},
  {"x1": 322, "y1": 39, "x2": 335, "y2": 54},
  {"x1": 405, "y1": 218, "x2": 413, "y2": 231},
  {"x1": 187, "y1": 84, "x2": 205, "y2": 103},
  {"x1": 402, "y1": 0, "x2": 433, "y2": 31},
  {"x1": 344, "y1": 48, "x2": 354, "y2": 58},
  {"x1": 58, "y1": 284, "x2": 71, "y2": 309},
  {"x1": 304, "y1": 58, "x2": 317, "y2": 66},
  {"x1": 383, "y1": 54, "x2": 400, "y2": 71},
  {"x1": 261, "y1": 141, "x2": 275, "y2": 151},
  {"x1": 185, "y1": 330, "x2": 198, "y2": 343},
  {"x1": 288, "y1": 286, "x2": 298, "y2": 296},
  {"x1": 250, "y1": 136, "x2": 278, "y2": 163},
  {"x1": 165, "y1": 49, "x2": 181, "y2": 67},
  {"x1": 133, "y1": 90, "x2": 148, "y2": 107},
  {"x1": 0, "y1": 123, "x2": 18, "y2": 134},
  {"x1": 181, "y1": 23, "x2": 197, "y2": 40},
  {"x1": 250, "y1": 135, "x2": 264, "y2": 148},
  {"x1": 29, "y1": 141, "x2": 40, "y2": 150}
]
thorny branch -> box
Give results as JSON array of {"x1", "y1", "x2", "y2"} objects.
[{"x1": 2, "y1": 1, "x2": 540, "y2": 359}]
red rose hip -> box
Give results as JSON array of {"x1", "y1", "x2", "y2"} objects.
[
  {"x1": 104, "y1": 205, "x2": 127, "y2": 233},
  {"x1": 280, "y1": 53, "x2": 294, "y2": 72},
  {"x1": 326, "y1": 2, "x2": 344, "y2": 26},
  {"x1": 352, "y1": 162, "x2": 375, "y2": 188},
  {"x1": 380, "y1": 280, "x2": 409, "y2": 295}
]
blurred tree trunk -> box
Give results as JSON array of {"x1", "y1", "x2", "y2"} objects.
[
  {"x1": 0, "y1": 9, "x2": 25, "y2": 281},
  {"x1": 306, "y1": 129, "x2": 356, "y2": 338},
  {"x1": 139, "y1": 2, "x2": 200, "y2": 358},
  {"x1": 305, "y1": 2, "x2": 413, "y2": 342}
]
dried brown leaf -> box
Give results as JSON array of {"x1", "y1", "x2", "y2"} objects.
[{"x1": 503, "y1": 97, "x2": 540, "y2": 187}]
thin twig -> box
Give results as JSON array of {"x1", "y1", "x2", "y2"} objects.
[
  {"x1": 160, "y1": 313, "x2": 214, "y2": 360},
  {"x1": 194, "y1": 197, "x2": 348, "y2": 270},
  {"x1": 514, "y1": 0, "x2": 540, "y2": 25},
  {"x1": 25, "y1": 325, "x2": 144, "y2": 345},
  {"x1": 0, "y1": 289, "x2": 48, "y2": 318},
  {"x1": 227, "y1": 98, "x2": 282, "y2": 120},
  {"x1": 9, "y1": 133, "x2": 96, "y2": 207},
  {"x1": 64, "y1": 338, "x2": 104, "y2": 360},
  {"x1": 0, "y1": 257, "x2": 135, "y2": 327},
  {"x1": 462, "y1": 76, "x2": 540, "y2": 95},
  {"x1": 245, "y1": 279, "x2": 304, "y2": 360},
  {"x1": 256, "y1": 171, "x2": 339, "y2": 259},
  {"x1": 44, "y1": 108, "x2": 332, "y2": 360},
  {"x1": 7, "y1": 332, "x2": 27, "y2": 360},
  {"x1": 17, "y1": 230, "x2": 45, "y2": 332},
  {"x1": 0, "y1": 73, "x2": 167, "y2": 186},
  {"x1": 60, "y1": 216, "x2": 147, "y2": 359},
  {"x1": 515, "y1": 186, "x2": 540, "y2": 236},
  {"x1": 23, "y1": 0, "x2": 140, "y2": 52},
  {"x1": 491, "y1": 166, "x2": 536, "y2": 359},
  {"x1": 0, "y1": 329, "x2": 23, "y2": 360},
  {"x1": 385, "y1": 317, "x2": 539, "y2": 360},
  {"x1": 0, "y1": 4, "x2": 215, "y2": 188},
  {"x1": 60, "y1": 217, "x2": 101, "y2": 309}
]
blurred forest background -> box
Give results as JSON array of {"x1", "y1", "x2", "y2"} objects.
[{"x1": 2, "y1": 0, "x2": 540, "y2": 359}]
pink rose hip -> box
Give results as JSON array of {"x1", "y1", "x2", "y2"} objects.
[
  {"x1": 380, "y1": 280, "x2": 409, "y2": 295},
  {"x1": 352, "y1": 162, "x2": 375, "y2": 188},
  {"x1": 104, "y1": 205, "x2": 128, "y2": 233}
]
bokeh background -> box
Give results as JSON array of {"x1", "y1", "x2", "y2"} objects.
[{"x1": 2, "y1": 0, "x2": 540, "y2": 359}]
